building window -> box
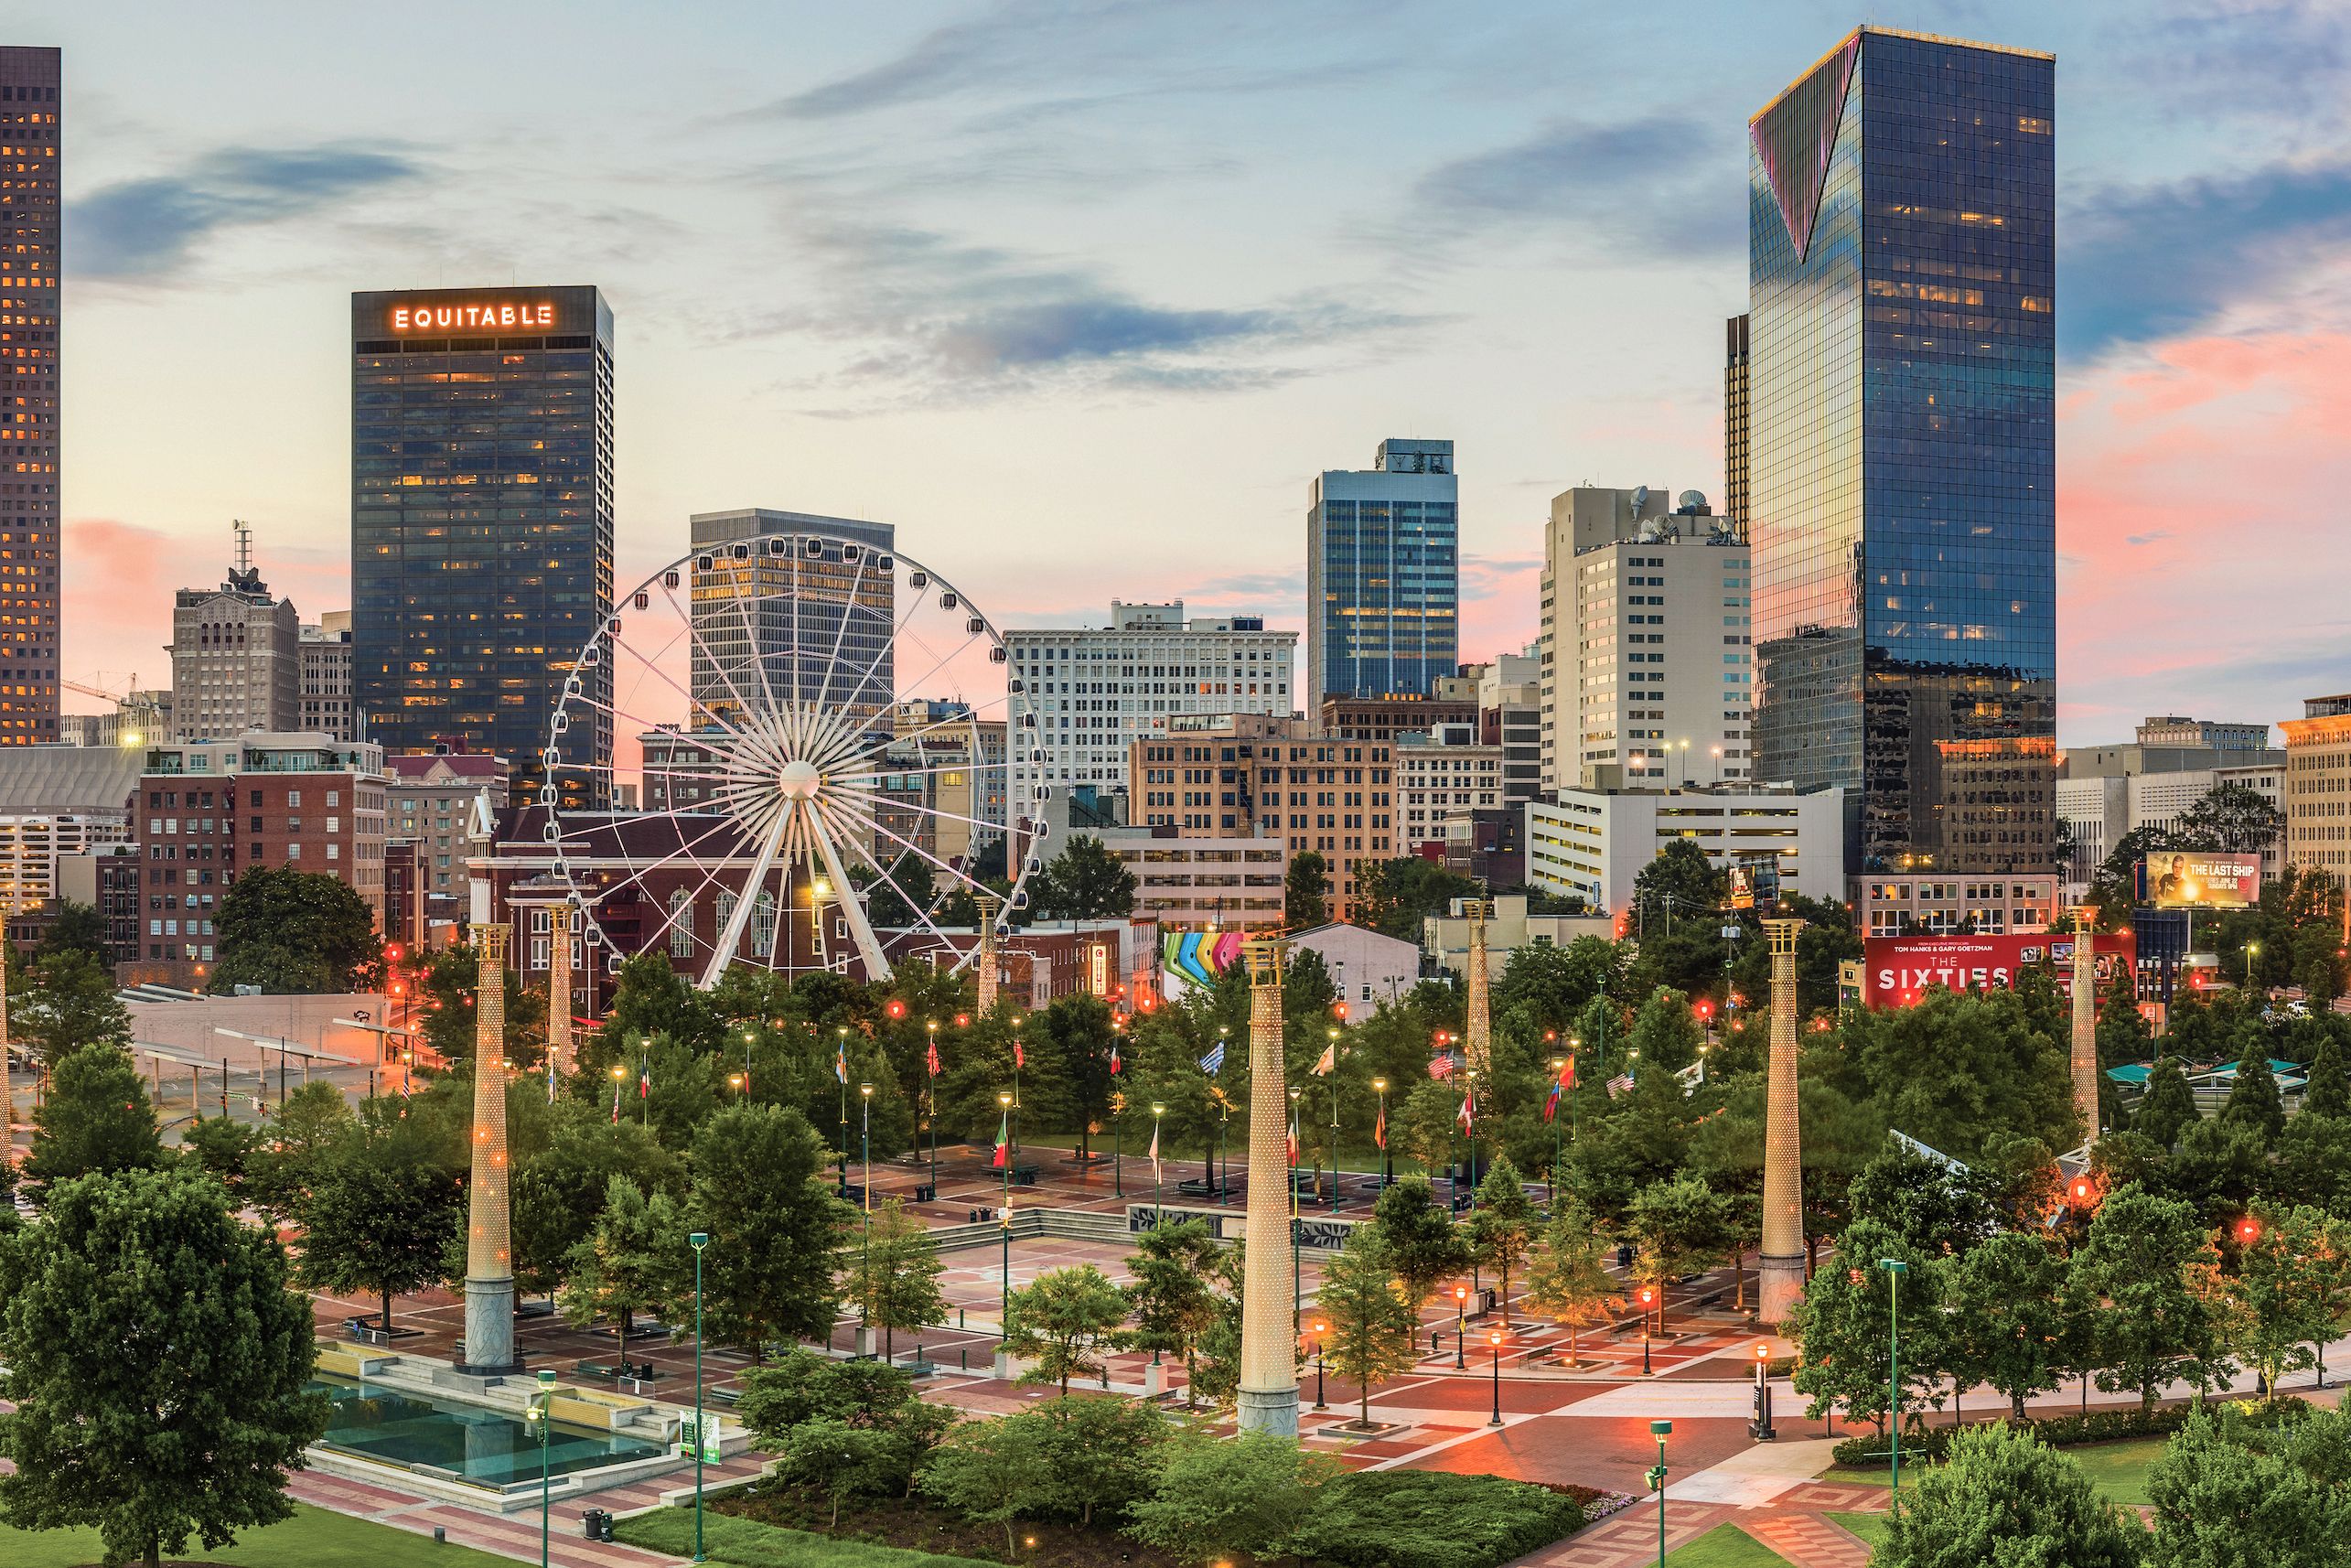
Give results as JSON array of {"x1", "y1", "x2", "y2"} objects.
[{"x1": 668, "y1": 888, "x2": 694, "y2": 959}]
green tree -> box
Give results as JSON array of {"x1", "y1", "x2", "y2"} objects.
[
  {"x1": 2145, "y1": 1405, "x2": 2351, "y2": 1568},
  {"x1": 1314, "y1": 1229, "x2": 1421, "y2": 1429},
  {"x1": 1465, "y1": 1155, "x2": 1538, "y2": 1322},
  {"x1": 1033, "y1": 835, "x2": 1137, "y2": 920},
  {"x1": 1027, "y1": 1396, "x2": 1171, "y2": 1527},
  {"x1": 2136, "y1": 1056, "x2": 2199, "y2": 1150},
  {"x1": 558, "y1": 1176, "x2": 690, "y2": 1369},
  {"x1": 1625, "y1": 1175, "x2": 1738, "y2": 1331},
  {"x1": 0, "y1": 1165, "x2": 327, "y2": 1568},
  {"x1": 1367, "y1": 1174, "x2": 1473, "y2": 1312},
  {"x1": 2094, "y1": 967, "x2": 2152, "y2": 1069},
  {"x1": 1787, "y1": 1219, "x2": 1943, "y2": 1434},
  {"x1": 34, "y1": 898, "x2": 108, "y2": 965},
  {"x1": 2227, "y1": 1206, "x2": 2342, "y2": 1394},
  {"x1": 2172, "y1": 781, "x2": 2286, "y2": 854},
  {"x1": 1122, "y1": 1431, "x2": 1340, "y2": 1565},
  {"x1": 686, "y1": 1103, "x2": 850, "y2": 1359},
  {"x1": 209, "y1": 865, "x2": 382, "y2": 993},
  {"x1": 2220, "y1": 1053, "x2": 2285, "y2": 1143},
  {"x1": 1285, "y1": 850, "x2": 1331, "y2": 928},
  {"x1": 2075, "y1": 1185, "x2": 2228, "y2": 1412},
  {"x1": 23, "y1": 1044, "x2": 163, "y2": 1201},
  {"x1": 1523, "y1": 1197, "x2": 1623, "y2": 1366},
  {"x1": 1354, "y1": 858, "x2": 1479, "y2": 943},
  {"x1": 15, "y1": 950, "x2": 132, "y2": 1066},
  {"x1": 510, "y1": 1113, "x2": 678, "y2": 1299},
  {"x1": 1004, "y1": 1263, "x2": 1131, "y2": 1395},
  {"x1": 1846, "y1": 1141, "x2": 2000, "y2": 1256},
  {"x1": 846, "y1": 1197, "x2": 947, "y2": 1363},
  {"x1": 295, "y1": 1107, "x2": 463, "y2": 1333},
  {"x1": 246, "y1": 1079, "x2": 359, "y2": 1220},
  {"x1": 1125, "y1": 1219, "x2": 1222, "y2": 1407},
  {"x1": 773, "y1": 1418, "x2": 903, "y2": 1529},
  {"x1": 1829, "y1": 988, "x2": 2077, "y2": 1163},
  {"x1": 1945, "y1": 1230, "x2": 2073, "y2": 1419},
  {"x1": 178, "y1": 1114, "x2": 260, "y2": 1200},
  {"x1": 1877, "y1": 1422, "x2": 2143, "y2": 1568},
  {"x1": 920, "y1": 1412, "x2": 1057, "y2": 1557},
  {"x1": 1630, "y1": 839, "x2": 1726, "y2": 928},
  {"x1": 2303, "y1": 1036, "x2": 2351, "y2": 1120}
]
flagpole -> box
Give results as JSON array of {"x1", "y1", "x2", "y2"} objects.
[{"x1": 1288, "y1": 1086, "x2": 1301, "y2": 1334}]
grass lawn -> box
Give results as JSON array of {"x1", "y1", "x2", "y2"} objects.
[
  {"x1": 1821, "y1": 1436, "x2": 2165, "y2": 1508},
  {"x1": 617, "y1": 1508, "x2": 1003, "y2": 1567},
  {"x1": 1830, "y1": 1511, "x2": 1888, "y2": 1551},
  {"x1": 0, "y1": 1501, "x2": 512, "y2": 1568},
  {"x1": 1663, "y1": 1522, "x2": 1794, "y2": 1566}
]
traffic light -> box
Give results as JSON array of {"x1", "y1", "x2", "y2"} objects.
[{"x1": 384, "y1": 943, "x2": 403, "y2": 963}]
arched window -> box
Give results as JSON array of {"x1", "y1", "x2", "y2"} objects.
[
  {"x1": 752, "y1": 889, "x2": 777, "y2": 958},
  {"x1": 667, "y1": 888, "x2": 694, "y2": 959}
]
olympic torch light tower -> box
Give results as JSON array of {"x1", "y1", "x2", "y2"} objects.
[
  {"x1": 1464, "y1": 898, "x2": 1493, "y2": 1079},
  {"x1": 1237, "y1": 937, "x2": 1299, "y2": 1437},
  {"x1": 459, "y1": 924, "x2": 524, "y2": 1376},
  {"x1": 975, "y1": 894, "x2": 1003, "y2": 1015},
  {"x1": 0, "y1": 943, "x2": 14, "y2": 1167},
  {"x1": 2070, "y1": 908, "x2": 2099, "y2": 1139},
  {"x1": 547, "y1": 903, "x2": 574, "y2": 1078},
  {"x1": 1756, "y1": 917, "x2": 1806, "y2": 1327}
]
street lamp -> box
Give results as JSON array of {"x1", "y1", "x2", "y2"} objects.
[
  {"x1": 741, "y1": 1029, "x2": 754, "y2": 1096},
  {"x1": 1326, "y1": 1026, "x2": 1341, "y2": 1208},
  {"x1": 1372, "y1": 1077, "x2": 1390, "y2": 1187},
  {"x1": 690, "y1": 1231, "x2": 710, "y2": 1562},
  {"x1": 1289, "y1": 1084, "x2": 1304, "y2": 1326},
  {"x1": 609, "y1": 1062, "x2": 626, "y2": 1123},
  {"x1": 1637, "y1": 1285, "x2": 1656, "y2": 1375},
  {"x1": 835, "y1": 1026, "x2": 851, "y2": 1191},
  {"x1": 524, "y1": 1369, "x2": 557, "y2": 1568},
  {"x1": 1151, "y1": 1101, "x2": 1166, "y2": 1218},
  {"x1": 1549, "y1": 1056, "x2": 1567, "y2": 1188},
  {"x1": 2246, "y1": 942, "x2": 2260, "y2": 993},
  {"x1": 1882, "y1": 1259, "x2": 1909, "y2": 1520},
  {"x1": 1648, "y1": 1420, "x2": 1673, "y2": 1568},
  {"x1": 1487, "y1": 1330, "x2": 1504, "y2": 1427},
  {"x1": 1454, "y1": 1283, "x2": 1469, "y2": 1369},
  {"x1": 1312, "y1": 1321, "x2": 1328, "y2": 1411},
  {"x1": 998, "y1": 1091, "x2": 1014, "y2": 1328},
  {"x1": 727, "y1": 1072, "x2": 744, "y2": 1099},
  {"x1": 859, "y1": 1083, "x2": 874, "y2": 1337}
]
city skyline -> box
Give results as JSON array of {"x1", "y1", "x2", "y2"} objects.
[{"x1": 40, "y1": 3, "x2": 2351, "y2": 743}]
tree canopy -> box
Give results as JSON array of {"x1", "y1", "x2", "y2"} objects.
[{"x1": 209, "y1": 865, "x2": 382, "y2": 993}]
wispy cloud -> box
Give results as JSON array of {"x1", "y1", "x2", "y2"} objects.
[
  {"x1": 70, "y1": 144, "x2": 423, "y2": 280},
  {"x1": 2062, "y1": 157, "x2": 2351, "y2": 357}
]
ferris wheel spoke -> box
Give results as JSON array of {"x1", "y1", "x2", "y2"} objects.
[
  {"x1": 807, "y1": 800, "x2": 893, "y2": 982},
  {"x1": 827, "y1": 779, "x2": 1008, "y2": 841},
  {"x1": 818, "y1": 788, "x2": 993, "y2": 900},
  {"x1": 594, "y1": 646, "x2": 765, "y2": 758},
  {"x1": 808, "y1": 546, "x2": 876, "y2": 735},
  {"x1": 636, "y1": 803, "x2": 782, "y2": 961},
  {"x1": 888, "y1": 625, "x2": 988, "y2": 719},
  {"x1": 722, "y1": 568, "x2": 787, "y2": 739},
  {"x1": 819, "y1": 797, "x2": 987, "y2": 972},
  {"x1": 699, "y1": 800, "x2": 793, "y2": 988},
  {"x1": 657, "y1": 578, "x2": 774, "y2": 740}
]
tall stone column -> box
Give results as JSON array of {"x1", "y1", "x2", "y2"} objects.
[
  {"x1": 459, "y1": 925, "x2": 522, "y2": 1375},
  {"x1": 1756, "y1": 918, "x2": 1806, "y2": 1326},
  {"x1": 974, "y1": 894, "x2": 1003, "y2": 1015},
  {"x1": 547, "y1": 904, "x2": 574, "y2": 1078},
  {"x1": 1464, "y1": 899, "x2": 1492, "y2": 1079},
  {"x1": 0, "y1": 944, "x2": 14, "y2": 1166},
  {"x1": 1237, "y1": 938, "x2": 1298, "y2": 1436},
  {"x1": 2070, "y1": 908, "x2": 2099, "y2": 1140}
]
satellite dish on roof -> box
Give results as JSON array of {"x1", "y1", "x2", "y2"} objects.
[
  {"x1": 1677, "y1": 489, "x2": 1708, "y2": 512},
  {"x1": 1631, "y1": 485, "x2": 1651, "y2": 513}
]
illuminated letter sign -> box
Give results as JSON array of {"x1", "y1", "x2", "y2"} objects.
[{"x1": 389, "y1": 301, "x2": 557, "y2": 332}]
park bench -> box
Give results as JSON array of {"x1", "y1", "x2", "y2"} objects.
[
  {"x1": 573, "y1": 1359, "x2": 622, "y2": 1380},
  {"x1": 1176, "y1": 1177, "x2": 1217, "y2": 1197}
]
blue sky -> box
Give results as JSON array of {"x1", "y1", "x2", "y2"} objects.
[{"x1": 48, "y1": 0, "x2": 2351, "y2": 741}]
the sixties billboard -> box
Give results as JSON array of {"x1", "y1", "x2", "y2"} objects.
[{"x1": 1863, "y1": 931, "x2": 2136, "y2": 1009}]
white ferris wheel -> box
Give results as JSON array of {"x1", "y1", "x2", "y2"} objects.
[{"x1": 542, "y1": 526, "x2": 1040, "y2": 987}]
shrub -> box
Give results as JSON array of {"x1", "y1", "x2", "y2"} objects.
[
  {"x1": 1301, "y1": 1469, "x2": 1585, "y2": 1568},
  {"x1": 1830, "y1": 1396, "x2": 2313, "y2": 1469}
]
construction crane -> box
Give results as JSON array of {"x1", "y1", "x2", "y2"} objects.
[{"x1": 63, "y1": 671, "x2": 164, "y2": 746}]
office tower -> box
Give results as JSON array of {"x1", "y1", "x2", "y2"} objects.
[
  {"x1": 350, "y1": 286, "x2": 615, "y2": 807},
  {"x1": 301, "y1": 611, "x2": 356, "y2": 740},
  {"x1": 1540, "y1": 487, "x2": 1750, "y2": 792},
  {"x1": 2281, "y1": 694, "x2": 2351, "y2": 897},
  {"x1": 169, "y1": 537, "x2": 300, "y2": 740},
  {"x1": 1008, "y1": 600, "x2": 1295, "y2": 828},
  {"x1": 1748, "y1": 28, "x2": 2056, "y2": 875},
  {"x1": 1724, "y1": 314, "x2": 1750, "y2": 525},
  {"x1": 1476, "y1": 646, "x2": 1542, "y2": 804},
  {"x1": 686, "y1": 509, "x2": 895, "y2": 730},
  {"x1": 1307, "y1": 439, "x2": 1458, "y2": 702},
  {"x1": 0, "y1": 48, "x2": 59, "y2": 744}
]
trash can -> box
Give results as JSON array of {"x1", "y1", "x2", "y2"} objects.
[{"x1": 581, "y1": 1509, "x2": 613, "y2": 1542}]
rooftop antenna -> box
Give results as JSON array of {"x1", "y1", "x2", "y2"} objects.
[{"x1": 233, "y1": 519, "x2": 252, "y2": 575}]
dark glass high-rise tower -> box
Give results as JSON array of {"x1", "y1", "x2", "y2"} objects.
[
  {"x1": 350, "y1": 286, "x2": 614, "y2": 806},
  {"x1": 1747, "y1": 27, "x2": 2056, "y2": 875},
  {"x1": 0, "y1": 47, "x2": 59, "y2": 745}
]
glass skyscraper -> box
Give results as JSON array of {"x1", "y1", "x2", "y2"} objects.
[
  {"x1": 1307, "y1": 438, "x2": 1459, "y2": 702},
  {"x1": 350, "y1": 286, "x2": 615, "y2": 807},
  {"x1": 0, "y1": 47, "x2": 59, "y2": 744},
  {"x1": 1747, "y1": 27, "x2": 2056, "y2": 875}
]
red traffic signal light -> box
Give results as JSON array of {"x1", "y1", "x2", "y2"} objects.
[
  {"x1": 384, "y1": 943, "x2": 403, "y2": 962},
  {"x1": 1695, "y1": 1000, "x2": 1713, "y2": 1020}
]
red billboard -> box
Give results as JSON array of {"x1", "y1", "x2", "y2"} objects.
[{"x1": 1863, "y1": 932, "x2": 2136, "y2": 1009}]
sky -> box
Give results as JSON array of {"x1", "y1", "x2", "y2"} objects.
[{"x1": 43, "y1": 0, "x2": 2351, "y2": 744}]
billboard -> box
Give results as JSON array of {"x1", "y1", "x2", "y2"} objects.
[
  {"x1": 1863, "y1": 931, "x2": 2136, "y2": 1009},
  {"x1": 2141, "y1": 851, "x2": 2260, "y2": 909},
  {"x1": 1729, "y1": 854, "x2": 1780, "y2": 913}
]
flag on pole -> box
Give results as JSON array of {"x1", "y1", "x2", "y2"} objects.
[
  {"x1": 1373, "y1": 1099, "x2": 1387, "y2": 1150},
  {"x1": 1543, "y1": 1056, "x2": 1575, "y2": 1122},
  {"x1": 639, "y1": 1055, "x2": 651, "y2": 1099},
  {"x1": 1310, "y1": 1041, "x2": 1337, "y2": 1076},
  {"x1": 1013, "y1": 1039, "x2": 1025, "y2": 1069},
  {"x1": 1286, "y1": 1106, "x2": 1299, "y2": 1166},
  {"x1": 1428, "y1": 1054, "x2": 1456, "y2": 1080},
  {"x1": 1605, "y1": 1071, "x2": 1636, "y2": 1100},
  {"x1": 992, "y1": 1111, "x2": 1010, "y2": 1169},
  {"x1": 1108, "y1": 1043, "x2": 1122, "y2": 1075},
  {"x1": 834, "y1": 1041, "x2": 848, "y2": 1085},
  {"x1": 926, "y1": 1038, "x2": 941, "y2": 1078},
  {"x1": 1457, "y1": 1090, "x2": 1476, "y2": 1133},
  {"x1": 1148, "y1": 1119, "x2": 1161, "y2": 1185},
  {"x1": 1198, "y1": 1042, "x2": 1226, "y2": 1075}
]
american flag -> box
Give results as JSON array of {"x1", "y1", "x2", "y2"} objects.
[
  {"x1": 1605, "y1": 1071, "x2": 1636, "y2": 1100},
  {"x1": 1428, "y1": 1054, "x2": 1457, "y2": 1080}
]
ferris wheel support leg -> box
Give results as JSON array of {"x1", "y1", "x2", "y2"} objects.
[
  {"x1": 700, "y1": 803, "x2": 791, "y2": 990},
  {"x1": 814, "y1": 822, "x2": 894, "y2": 983}
]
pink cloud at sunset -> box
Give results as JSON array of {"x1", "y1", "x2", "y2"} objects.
[{"x1": 2056, "y1": 325, "x2": 2351, "y2": 740}]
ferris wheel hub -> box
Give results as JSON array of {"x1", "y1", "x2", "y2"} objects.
[{"x1": 778, "y1": 757, "x2": 821, "y2": 800}]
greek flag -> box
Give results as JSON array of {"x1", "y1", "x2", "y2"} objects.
[{"x1": 1197, "y1": 1042, "x2": 1226, "y2": 1075}]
